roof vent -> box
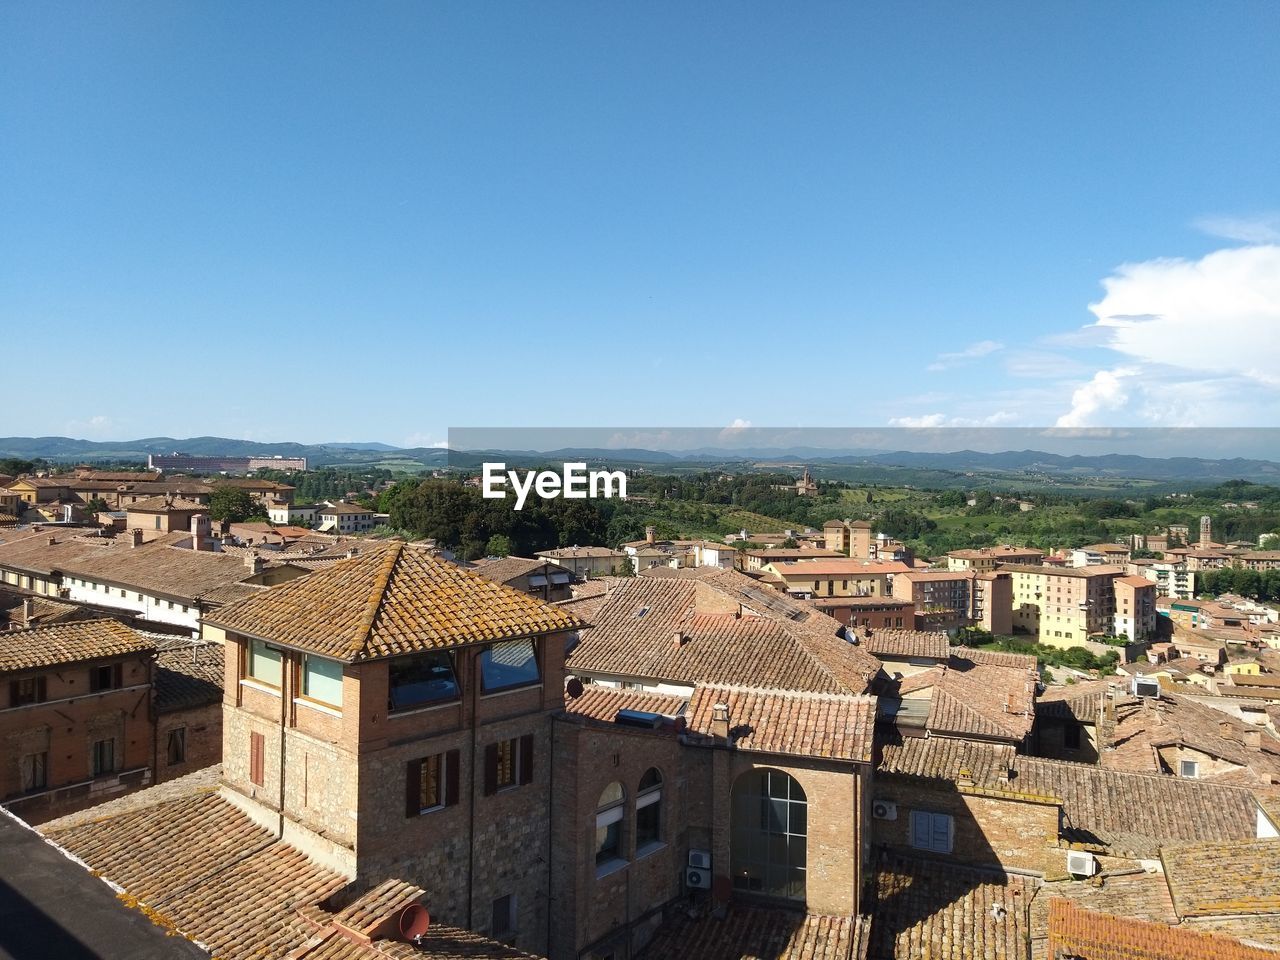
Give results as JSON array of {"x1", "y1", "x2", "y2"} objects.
[{"x1": 673, "y1": 630, "x2": 686, "y2": 648}]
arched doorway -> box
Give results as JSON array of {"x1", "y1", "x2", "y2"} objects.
[{"x1": 730, "y1": 768, "x2": 807, "y2": 901}]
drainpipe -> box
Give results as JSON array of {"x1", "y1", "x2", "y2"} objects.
[
  {"x1": 467, "y1": 646, "x2": 483, "y2": 930},
  {"x1": 277, "y1": 649, "x2": 289, "y2": 837}
]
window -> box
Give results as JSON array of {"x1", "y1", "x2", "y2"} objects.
[
  {"x1": 9, "y1": 676, "x2": 47, "y2": 707},
  {"x1": 154, "y1": 516, "x2": 161, "y2": 530},
  {"x1": 92, "y1": 738, "x2": 116, "y2": 777},
  {"x1": 596, "y1": 782, "x2": 626, "y2": 867},
  {"x1": 248, "y1": 639, "x2": 282, "y2": 687},
  {"x1": 406, "y1": 750, "x2": 460, "y2": 815},
  {"x1": 1180, "y1": 759, "x2": 1199, "y2": 779},
  {"x1": 167, "y1": 728, "x2": 187, "y2": 765},
  {"x1": 484, "y1": 734, "x2": 533, "y2": 795},
  {"x1": 909, "y1": 810, "x2": 953, "y2": 854},
  {"x1": 20, "y1": 752, "x2": 47, "y2": 792},
  {"x1": 302, "y1": 655, "x2": 344, "y2": 707},
  {"x1": 730, "y1": 769, "x2": 807, "y2": 901},
  {"x1": 250, "y1": 731, "x2": 265, "y2": 786},
  {"x1": 388, "y1": 651, "x2": 459, "y2": 711},
  {"x1": 90, "y1": 663, "x2": 123, "y2": 692},
  {"x1": 491, "y1": 894, "x2": 516, "y2": 940},
  {"x1": 1063, "y1": 724, "x2": 1082, "y2": 751},
  {"x1": 636, "y1": 768, "x2": 662, "y2": 853},
  {"x1": 480, "y1": 639, "x2": 541, "y2": 692}
]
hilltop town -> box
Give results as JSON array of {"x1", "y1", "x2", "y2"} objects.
[{"x1": 1, "y1": 459, "x2": 1280, "y2": 960}]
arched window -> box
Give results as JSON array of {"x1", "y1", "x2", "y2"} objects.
[
  {"x1": 595, "y1": 782, "x2": 626, "y2": 867},
  {"x1": 730, "y1": 769, "x2": 807, "y2": 901},
  {"x1": 636, "y1": 768, "x2": 662, "y2": 852}
]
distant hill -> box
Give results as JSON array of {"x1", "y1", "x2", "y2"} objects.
[{"x1": 3, "y1": 436, "x2": 1277, "y2": 484}]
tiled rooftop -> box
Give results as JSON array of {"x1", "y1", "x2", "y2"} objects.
[
  {"x1": 566, "y1": 573, "x2": 881, "y2": 694},
  {"x1": 641, "y1": 905, "x2": 869, "y2": 960},
  {"x1": 877, "y1": 736, "x2": 1265, "y2": 858},
  {"x1": 1161, "y1": 839, "x2": 1280, "y2": 919},
  {"x1": 154, "y1": 641, "x2": 224, "y2": 712},
  {"x1": 45, "y1": 791, "x2": 347, "y2": 960},
  {"x1": 1047, "y1": 900, "x2": 1279, "y2": 960},
  {"x1": 855, "y1": 627, "x2": 950, "y2": 661},
  {"x1": 0, "y1": 618, "x2": 154, "y2": 674},
  {"x1": 208, "y1": 541, "x2": 586, "y2": 662},
  {"x1": 868, "y1": 852, "x2": 1031, "y2": 960},
  {"x1": 687, "y1": 684, "x2": 877, "y2": 762}
]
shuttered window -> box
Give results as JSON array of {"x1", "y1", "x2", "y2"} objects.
[
  {"x1": 406, "y1": 749, "x2": 461, "y2": 816},
  {"x1": 483, "y1": 734, "x2": 534, "y2": 795},
  {"x1": 909, "y1": 810, "x2": 952, "y2": 854},
  {"x1": 250, "y1": 732, "x2": 265, "y2": 787}
]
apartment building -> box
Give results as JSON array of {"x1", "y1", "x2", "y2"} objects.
[
  {"x1": 823, "y1": 518, "x2": 873, "y2": 558},
  {"x1": 946, "y1": 545, "x2": 1044, "y2": 574},
  {"x1": 762, "y1": 559, "x2": 893, "y2": 599},
  {"x1": 1002, "y1": 563, "x2": 1125, "y2": 647},
  {"x1": 317, "y1": 501, "x2": 375, "y2": 534},
  {"x1": 890, "y1": 569, "x2": 1013, "y2": 634},
  {"x1": 1113, "y1": 575, "x2": 1158, "y2": 642}
]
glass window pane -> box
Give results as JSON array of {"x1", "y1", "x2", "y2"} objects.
[
  {"x1": 730, "y1": 769, "x2": 807, "y2": 902},
  {"x1": 388, "y1": 651, "x2": 459, "y2": 711},
  {"x1": 249, "y1": 639, "x2": 282, "y2": 686},
  {"x1": 480, "y1": 640, "x2": 540, "y2": 692},
  {"x1": 303, "y1": 656, "x2": 344, "y2": 706}
]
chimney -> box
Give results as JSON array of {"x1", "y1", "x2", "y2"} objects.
[
  {"x1": 46, "y1": 535, "x2": 56, "y2": 546},
  {"x1": 130, "y1": 528, "x2": 143, "y2": 547},
  {"x1": 245, "y1": 552, "x2": 264, "y2": 575},
  {"x1": 1244, "y1": 728, "x2": 1262, "y2": 749},
  {"x1": 346, "y1": 547, "x2": 360, "y2": 559},
  {"x1": 645, "y1": 525, "x2": 656, "y2": 546},
  {"x1": 673, "y1": 630, "x2": 686, "y2": 649},
  {"x1": 22, "y1": 598, "x2": 34, "y2": 625},
  {"x1": 191, "y1": 514, "x2": 211, "y2": 551},
  {"x1": 710, "y1": 703, "x2": 730, "y2": 741}
]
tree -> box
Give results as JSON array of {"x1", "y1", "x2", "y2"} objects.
[
  {"x1": 209, "y1": 487, "x2": 257, "y2": 523},
  {"x1": 485, "y1": 534, "x2": 512, "y2": 557},
  {"x1": 84, "y1": 497, "x2": 110, "y2": 514}
]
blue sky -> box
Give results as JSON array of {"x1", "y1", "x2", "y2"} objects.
[{"x1": 2, "y1": 2, "x2": 1278, "y2": 446}]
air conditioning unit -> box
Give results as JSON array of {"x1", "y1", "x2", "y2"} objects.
[
  {"x1": 1066, "y1": 850, "x2": 1098, "y2": 877},
  {"x1": 685, "y1": 866, "x2": 712, "y2": 889},
  {"x1": 688, "y1": 849, "x2": 711, "y2": 870},
  {"x1": 872, "y1": 800, "x2": 898, "y2": 821},
  {"x1": 1131, "y1": 676, "x2": 1160, "y2": 699}
]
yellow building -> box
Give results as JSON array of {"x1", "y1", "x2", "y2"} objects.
[{"x1": 1003, "y1": 564, "x2": 1124, "y2": 648}]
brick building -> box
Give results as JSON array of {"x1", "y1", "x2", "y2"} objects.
[{"x1": 205, "y1": 541, "x2": 585, "y2": 954}]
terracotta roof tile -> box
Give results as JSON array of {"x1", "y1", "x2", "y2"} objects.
[
  {"x1": 208, "y1": 542, "x2": 585, "y2": 662},
  {"x1": 877, "y1": 736, "x2": 1264, "y2": 858},
  {"x1": 686, "y1": 684, "x2": 876, "y2": 762},
  {"x1": 1161, "y1": 839, "x2": 1280, "y2": 918},
  {"x1": 0, "y1": 618, "x2": 154, "y2": 674},
  {"x1": 566, "y1": 573, "x2": 880, "y2": 694},
  {"x1": 641, "y1": 904, "x2": 869, "y2": 960},
  {"x1": 855, "y1": 628, "x2": 950, "y2": 660},
  {"x1": 563, "y1": 684, "x2": 688, "y2": 722},
  {"x1": 1047, "y1": 899, "x2": 1279, "y2": 960},
  {"x1": 154, "y1": 642, "x2": 224, "y2": 712},
  {"x1": 45, "y1": 791, "x2": 347, "y2": 960},
  {"x1": 868, "y1": 852, "x2": 1031, "y2": 959}
]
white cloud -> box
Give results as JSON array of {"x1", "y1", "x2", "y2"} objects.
[
  {"x1": 889, "y1": 411, "x2": 1019, "y2": 428},
  {"x1": 1054, "y1": 367, "x2": 1139, "y2": 428},
  {"x1": 1194, "y1": 214, "x2": 1280, "y2": 244},
  {"x1": 927, "y1": 339, "x2": 1004, "y2": 372},
  {"x1": 403, "y1": 432, "x2": 448, "y2": 449},
  {"x1": 1086, "y1": 244, "x2": 1280, "y2": 388}
]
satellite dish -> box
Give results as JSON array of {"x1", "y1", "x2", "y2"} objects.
[
  {"x1": 566, "y1": 677, "x2": 585, "y2": 699},
  {"x1": 399, "y1": 903, "x2": 430, "y2": 940}
]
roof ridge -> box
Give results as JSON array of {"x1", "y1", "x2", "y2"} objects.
[{"x1": 349, "y1": 541, "x2": 403, "y2": 660}]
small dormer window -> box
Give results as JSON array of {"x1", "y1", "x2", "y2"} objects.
[{"x1": 1179, "y1": 759, "x2": 1199, "y2": 779}]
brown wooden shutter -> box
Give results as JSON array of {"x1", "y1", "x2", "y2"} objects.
[
  {"x1": 519, "y1": 734, "x2": 534, "y2": 785},
  {"x1": 405, "y1": 759, "x2": 423, "y2": 817},
  {"x1": 445, "y1": 749, "x2": 460, "y2": 807},
  {"x1": 37, "y1": 677, "x2": 46, "y2": 701},
  {"x1": 250, "y1": 732, "x2": 265, "y2": 786},
  {"x1": 483, "y1": 742, "x2": 498, "y2": 796}
]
